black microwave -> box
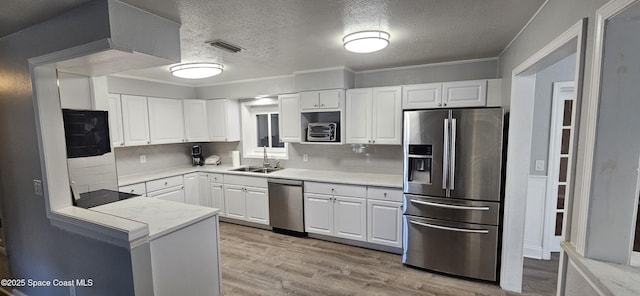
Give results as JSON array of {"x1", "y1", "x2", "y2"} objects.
[{"x1": 62, "y1": 109, "x2": 111, "y2": 158}]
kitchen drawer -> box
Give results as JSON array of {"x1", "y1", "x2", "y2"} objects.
[
  {"x1": 367, "y1": 187, "x2": 403, "y2": 202},
  {"x1": 305, "y1": 182, "x2": 366, "y2": 198},
  {"x1": 119, "y1": 183, "x2": 146, "y2": 196},
  {"x1": 146, "y1": 175, "x2": 184, "y2": 193},
  {"x1": 208, "y1": 173, "x2": 224, "y2": 184},
  {"x1": 223, "y1": 174, "x2": 267, "y2": 188}
]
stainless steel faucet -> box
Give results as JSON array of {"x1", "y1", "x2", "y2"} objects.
[{"x1": 263, "y1": 146, "x2": 270, "y2": 169}]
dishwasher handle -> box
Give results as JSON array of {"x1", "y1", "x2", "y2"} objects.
[{"x1": 268, "y1": 178, "x2": 303, "y2": 187}]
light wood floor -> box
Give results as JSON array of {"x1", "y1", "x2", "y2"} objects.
[{"x1": 219, "y1": 222, "x2": 559, "y2": 296}]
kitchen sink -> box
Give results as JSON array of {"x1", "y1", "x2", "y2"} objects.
[{"x1": 230, "y1": 166, "x2": 281, "y2": 174}]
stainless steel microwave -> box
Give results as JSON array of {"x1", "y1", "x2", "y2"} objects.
[{"x1": 307, "y1": 122, "x2": 337, "y2": 142}]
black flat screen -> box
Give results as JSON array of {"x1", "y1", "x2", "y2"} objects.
[{"x1": 62, "y1": 109, "x2": 111, "y2": 158}]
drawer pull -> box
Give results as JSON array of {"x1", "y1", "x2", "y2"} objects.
[
  {"x1": 409, "y1": 199, "x2": 489, "y2": 211},
  {"x1": 409, "y1": 220, "x2": 489, "y2": 234}
]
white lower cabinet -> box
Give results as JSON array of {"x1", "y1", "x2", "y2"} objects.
[
  {"x1": 334, "y1": 196, "x2": 367, "y2": 241},
  {"x1": 304, "y1": 193, "x2": 333, "y2": 235},
  {"x1": 184, "y1": 173, "x2": 200, "y2": 205},
  {"x1": 208, "y1": 174, "x2": 225, "y2": 216},
  {"x1": 366, "y1": 187, "x2": 403, "y2": 248},
  {"x1": 146, "y1": 176, "x2": 185, "y2": 203},
  {"x1": 304, "y1": 182, "x2": 366, "y2": 242},
  {"x1": 222, "y1": 175, "x2": 269, "y2": 225},
  {"x1": 149, "y1": 187, "x2": 185, "y2": 203},
  {"x1": 367, "y1": 199, "x2": 403, "y2": 248},
  {"x1": 224, "y1": 185, "x2": 246, "y2": 220}
]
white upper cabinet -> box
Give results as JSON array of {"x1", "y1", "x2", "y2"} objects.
[
  {"x1": 402, "y1": 80, "x2": 488, "y2": 109},
  {"x1": 371, "y1": 87, "x2": 402, "y2": 145},
  {"x1": 299, "y1": 89, "x2": 343, "y2": 110},
  {"x1": 183, "y1": 100, "x2": 209, "y2": 142},
  {"x1": 121, "y1": 94, "x2": 150, "y2": 146},
  {"x1": 107, "y1": 93, "x2": 124, "y2": 147},
  {"x1": 345, "y1": 88, "x2": 372, "y2": 144},
  {"x1": 442, "y1": 80, "x2": 487, "y2": 108},
  {"x1": 402, "y1": 83, "x2": 442, "y2": 109},
  {"x1": 207, "y1": 99, "x2": 240, "y2": 142},
  {"x1": 346, "y1": 86, "x2": 401, "y2": 145},
  {"x1": 278, "y1": 94, "x2": 301, "y2": 143},
  {"x1": 148, "y1": 97, "x2": 185, "y2": 144}
]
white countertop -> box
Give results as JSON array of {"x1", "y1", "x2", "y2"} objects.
[
  {"x1": 119, "y1": 165, "x2": 403, "y2": 189},
  {"x1": 91, "y1": 197, "x2": 219, "y2": 240}
]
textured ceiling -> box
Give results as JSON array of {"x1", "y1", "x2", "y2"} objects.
[{"x1": 2, "y1": 0, "x2": 545, "y2": 86}]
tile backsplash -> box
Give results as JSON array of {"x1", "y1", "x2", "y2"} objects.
[{"x1": 115, "y1": 142, "x2": 403, "y2": 177}]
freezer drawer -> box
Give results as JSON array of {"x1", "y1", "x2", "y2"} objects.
[
  {"x1": 403, "y1": 194, "x2": 500, "y2": 225},
  {"x1": 402, "y1": 215, "x2": 499, "y2": 281}
]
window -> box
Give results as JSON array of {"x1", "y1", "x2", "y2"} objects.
[
  {"x1": 241, "y1": 100, "x2": 288, "y2": 159},
  {"x1": 256, "y1": 113, "x2": 284, "y2": 148}
]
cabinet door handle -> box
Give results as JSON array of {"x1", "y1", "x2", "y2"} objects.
[
  {"x1": 164, "y1": 182, "x2": 168, "y2": 186},
  {"x1": 443, "y1": 102, "x2": 447, "y2": 106},
  {"x1": 383, "y1": 193, "x2": 387, "y2": 197},
  {"x1": 314, "y1": 104, "x2": 318, "y2": 107},
  {"x1": 147, "y1": 141, "x2": 151, "y2": 144}
]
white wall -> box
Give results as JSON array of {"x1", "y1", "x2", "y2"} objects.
[
  {"x1": 355, "y1": 58, "x2": 498, "y2": 88},
  {"x1": 586, "y1": 16, "x2": 640, "y2": 264},
  {"x1": 529, "y1": 54, "x2": 577, "y2": 176},
  {"x1": 497, "y1": 0, "x2": 609, "y2": 293},
  {"x1": 0, "y1": 1, "x2": 136, "y2": 295},
  {"x1": 59, "y1": 72, "x2": 119, "y2": 194},
  {"x1": 196, "y1": 75, "x2": 295, "y2": 99}
]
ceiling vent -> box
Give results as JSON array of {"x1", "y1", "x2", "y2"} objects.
[{"x1": 207, "y1": 39, "x2": 244, "y2": 53}]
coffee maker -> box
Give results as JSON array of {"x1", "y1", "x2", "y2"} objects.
[{"x1": 191, "y1": 145, "x2": 204, "y2": 166}]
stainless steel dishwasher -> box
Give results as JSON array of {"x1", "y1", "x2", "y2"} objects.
[{"x1": 268, "y1": 178, "x2": 305, "y2": 235}]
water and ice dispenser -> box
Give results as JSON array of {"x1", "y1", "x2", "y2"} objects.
[{"x1": 407, "y1": 144, "x2": 432, "y2": 184}]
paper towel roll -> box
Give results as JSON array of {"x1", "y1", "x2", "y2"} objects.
[{"x1": 231, "y1": 151, "x2": 240, "y2": 167}]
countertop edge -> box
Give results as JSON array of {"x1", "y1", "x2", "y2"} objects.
[
  {"x1": 561, "y1": 241, "x2": 640, "y2": 296},
  {"x1": 52, "y1": 207, "x2": 149, "y2": 248},
  {"x1": 118, "y1": 166, "x2": 403, "y2": 189}
]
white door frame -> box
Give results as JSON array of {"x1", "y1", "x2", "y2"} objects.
[
  {"x1": 500, "y1": 19, "x2": 586, "y2": 292},
  {"x1": 543, "y1": 81, "x2": 575, "y2": 258}
]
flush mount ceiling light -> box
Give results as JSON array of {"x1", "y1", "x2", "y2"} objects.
[
  {"x1": 170, "y1": 63, "x2": 224, "y2": 79},
  {"x1": 343, "y1": 30, "x2": 390, "y2": 53}
]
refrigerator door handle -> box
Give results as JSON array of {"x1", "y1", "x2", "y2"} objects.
[
  {"x1": 451, "y1": 118, "x2": 457, "y2": 191},
  {"x1": 409, "y1": 219, "x2": 489, "y2": 234},
  {"x1": 443, "y1": 118, "x2": 449, "y2": 190},
  {"x1": 409, "y1": 199, "x2": 490, "y2": 211}
]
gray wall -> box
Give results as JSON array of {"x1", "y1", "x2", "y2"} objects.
[
  {"x1": 195, "y1": 75, "x2": 295, "y2": 99},
  {"x1": 108, "y1": 75, "x2": 196, "y2": 99},
  {"x1": 356, "y1": 59, "x2": 498, "y2": 88},
  {"x1": 586, "y1": 17, "x2": 640, "y2": 263},
  {"x1": 0, "y1": 1, "x2": 135, "y2": 295},
  {"x1": 529, "y1": 54, "x2": 576, "y2": 175}
]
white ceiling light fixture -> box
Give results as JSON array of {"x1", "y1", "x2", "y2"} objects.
[
  {"x1": 343, "y1": 30, "x2": 390, "y2": 53},
  {"x1": 170, "y1": 63, "x2": 224, "y2": 79}
]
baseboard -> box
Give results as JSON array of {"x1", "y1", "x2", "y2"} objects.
[
  {"x1": 218, "y1": 217, "x2": 272, "y2": 231},
  {"x1": 523, "y1": 244, "x2": 543, "y2": 259},
  {"x1": 308, "y1": 233, "x2": 403, "y2": 255}
]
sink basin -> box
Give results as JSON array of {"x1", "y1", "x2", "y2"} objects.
[{"x1": 230, "y1": 166, "x2": 280, "y2": 174}]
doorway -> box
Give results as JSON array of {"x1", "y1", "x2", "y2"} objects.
[{"x1": 500, "y1": 19, "x2": 587, "y2": 292}]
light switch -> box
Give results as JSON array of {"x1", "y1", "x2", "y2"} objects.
[
  {"x1": 140, "y1": 154, "x2": 147, "y2": 163},
  {"x1": 535, "y1": 160, "x2": 545, "y2": 171},
  {"x1": 303, "y1": 154, "x2": 308, "y2": 162},
  {"x1": 33, "y1": 179, "x2": 43, "y2": 196}
]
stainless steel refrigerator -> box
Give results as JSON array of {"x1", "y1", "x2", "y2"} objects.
[{"x1": 402, "y1": 107, "x2": 504, "y2": 282}]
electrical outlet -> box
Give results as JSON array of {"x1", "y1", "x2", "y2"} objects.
[
  {"x1": 303, "y1": 154, "x2": 308, "y2": 162},
  {"x1": 535, "y1": 160, "x2": 545, "y2": 171},
  {"x1": 33, "y1": 179, "x2": 43, "y2": 196},
  {"x1": 140, "y1": 154, "x2": 147, "y2": 163}
]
